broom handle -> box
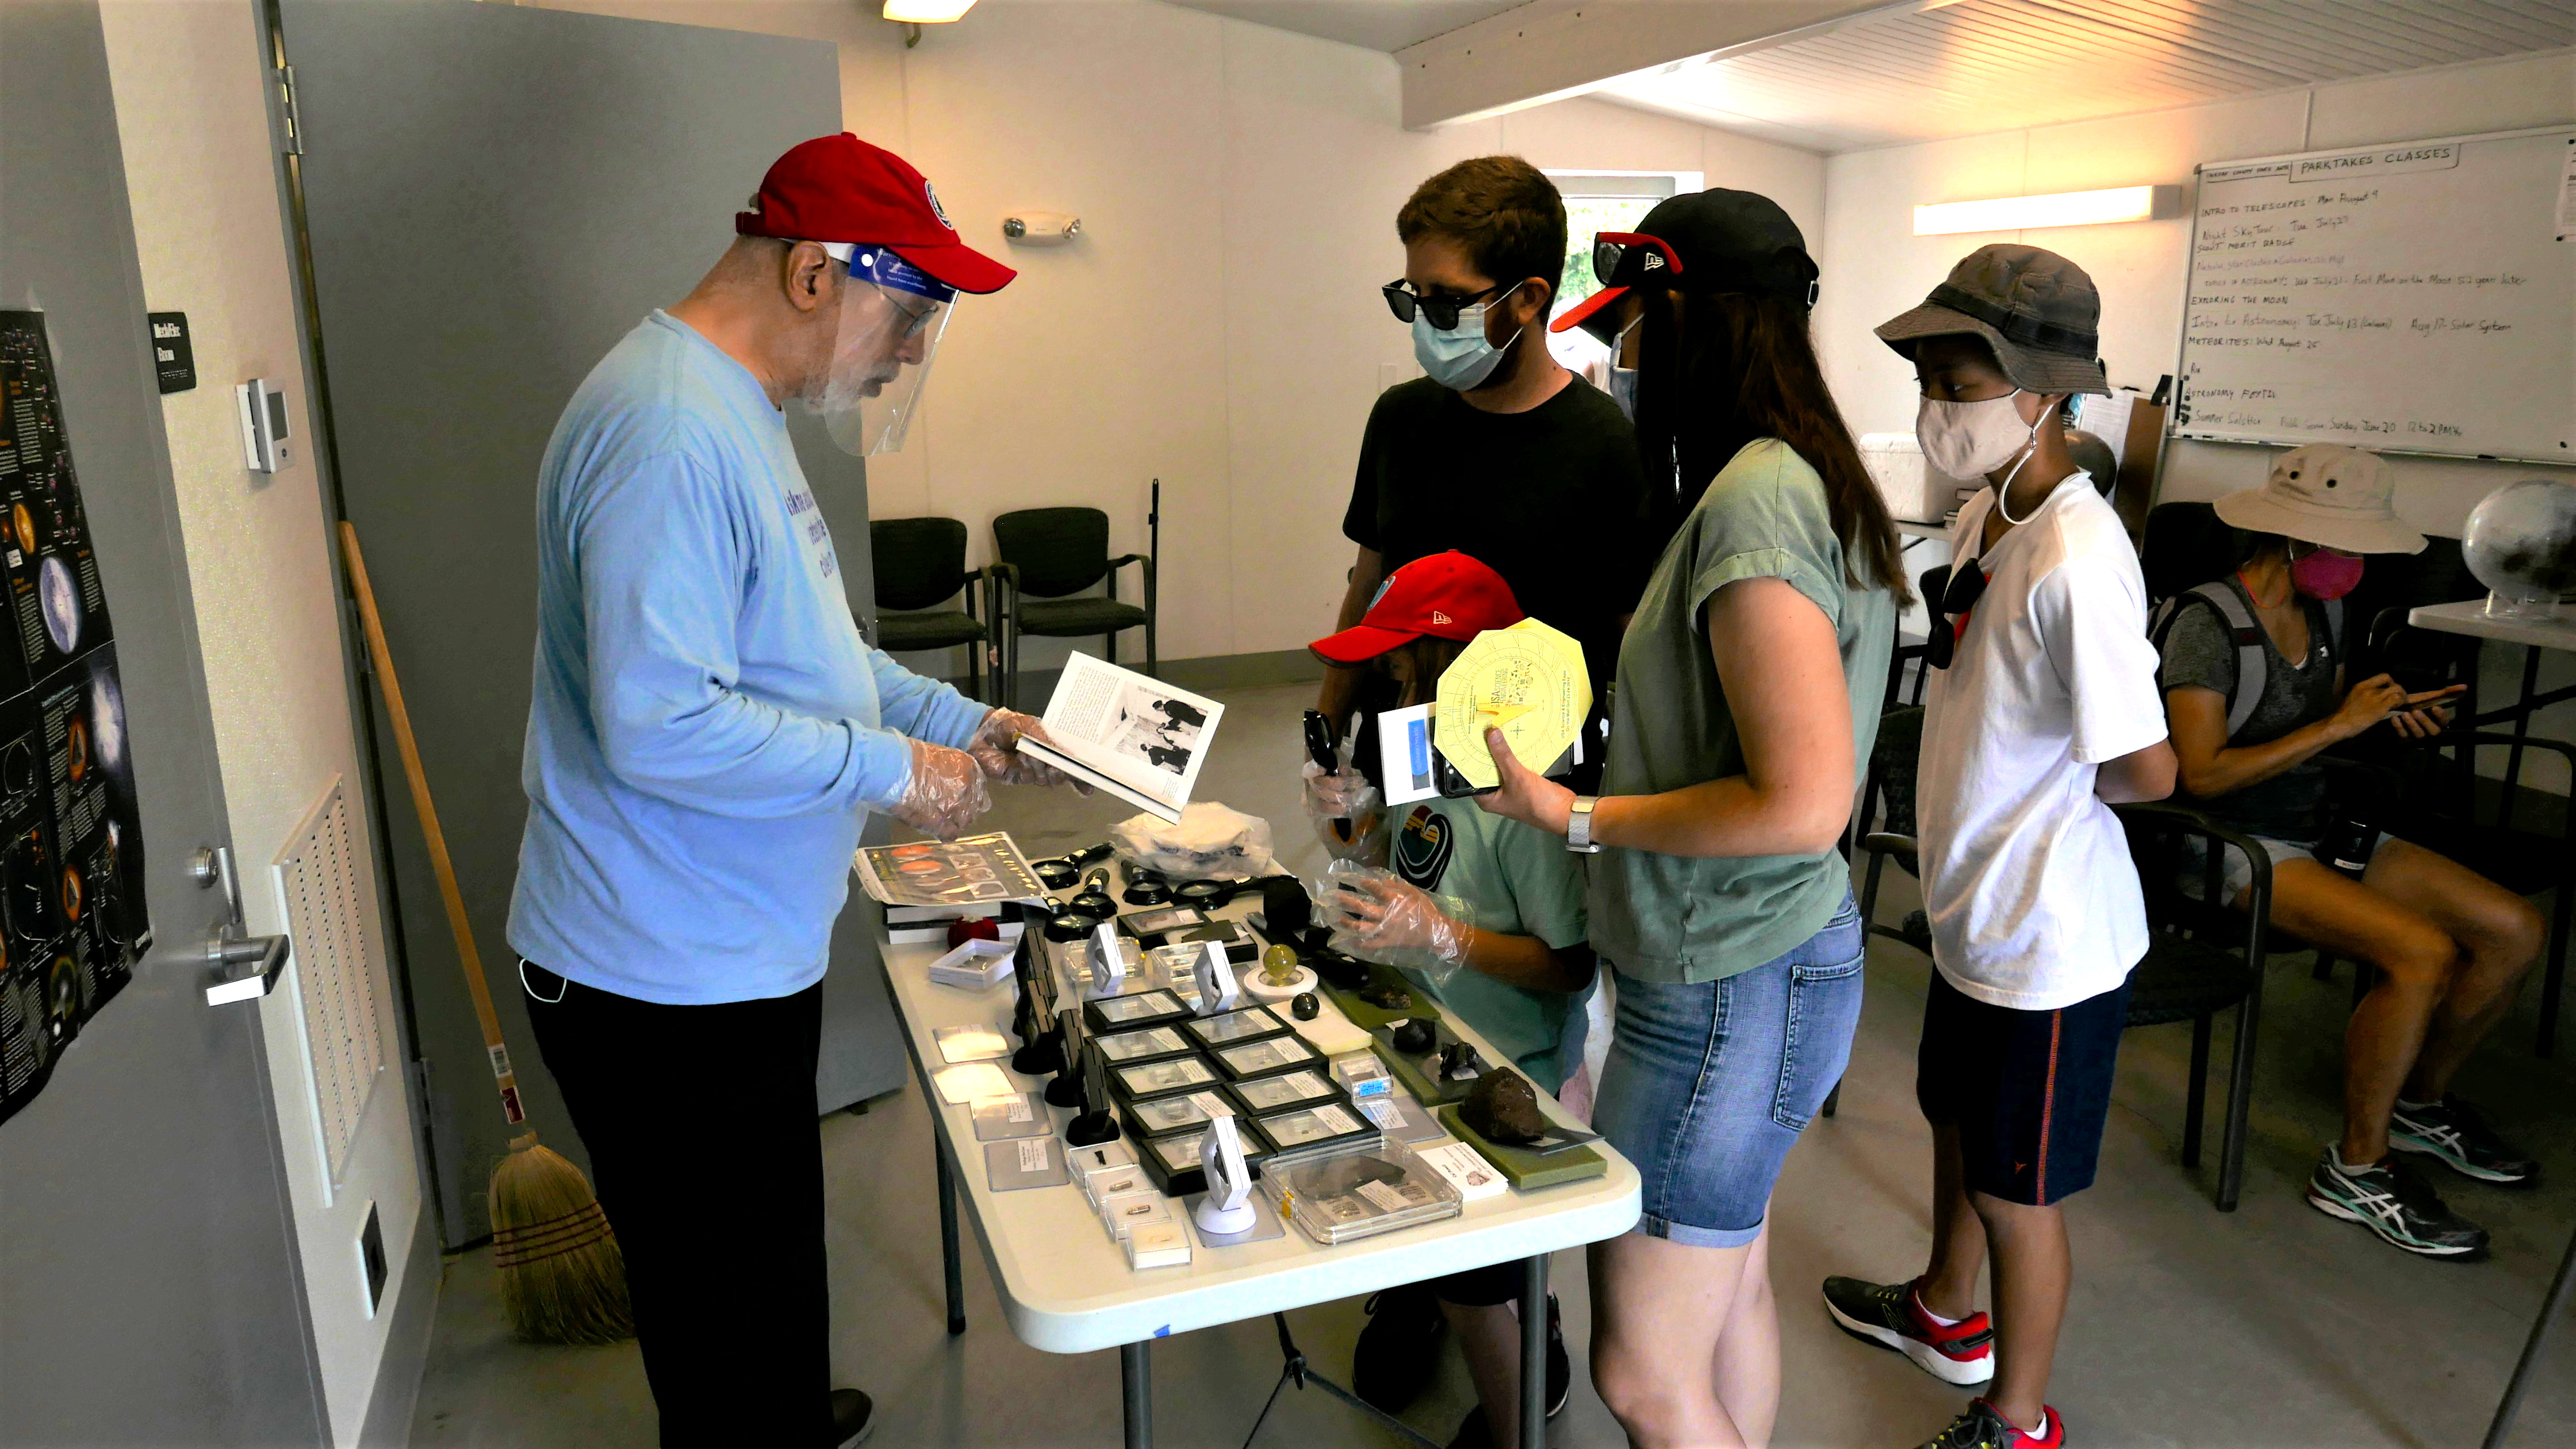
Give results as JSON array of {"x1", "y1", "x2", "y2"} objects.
[{"x1": 339, "y1": 520, "x2": 526, "y2": 1125}]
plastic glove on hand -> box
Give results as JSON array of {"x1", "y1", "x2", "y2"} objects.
[
  {"x1": 1300, "y1": 760, "x2": 1383, "y2": 862},
  {"x1": 1325, "y1": 869, "x2": 1468, "y2": 969},
  {"x1": 891, "y1": 738, "x2": 993, "y2": 840},
  {"x1": 967, "y1": 709, "x2": 1089, "y2": 792}
]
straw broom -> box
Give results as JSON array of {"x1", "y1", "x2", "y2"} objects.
[{"x1": 341, "y1": 522, "x2": 633, "y2": 1346}]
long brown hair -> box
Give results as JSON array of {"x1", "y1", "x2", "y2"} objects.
[{"x1": 1635, "y1": 290, "x2": 1913, "y2": 606}]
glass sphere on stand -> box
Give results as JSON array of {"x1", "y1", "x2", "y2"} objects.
[{"x1": 2462, "y1": 478, "x2": 2576, "y2": 620}]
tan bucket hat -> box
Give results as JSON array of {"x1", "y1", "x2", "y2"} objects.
[
  {"x1": 1876, "y1": 243, "x2": 2110, "y2": 397},
  {"x1": 2213, "y1": 444, "x2": 2426, "y2": 554}
]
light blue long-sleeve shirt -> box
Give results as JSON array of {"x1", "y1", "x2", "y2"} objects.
[{"x1": 507, "y1": 311, "x2": 988, "y2": 1004}]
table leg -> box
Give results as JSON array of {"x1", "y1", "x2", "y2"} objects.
[
  {"x1": 1520, "y1": 1254, "x2": 1548, "y2": 1449},
  {"x1": 2483, "y1": 1213, "x2": 2576, "y2": 1448},
  {"x1": 935, "y1": 1132, "x2": 965, "y2": 1336},
  {"x1": 2504, "y1": 645, "x2": 2543, "y2": 815},
  {"x1": 1122, "y1": 1340, "x2": 1152, "y2": 1449}
]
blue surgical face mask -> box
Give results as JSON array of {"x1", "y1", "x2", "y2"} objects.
[
  {"x1": 1605, "y1": 315, "x2": 1640, "y2": 421},
  {"x1": 1411, "y1": 281, "x2": 1525, "y2": 392}
]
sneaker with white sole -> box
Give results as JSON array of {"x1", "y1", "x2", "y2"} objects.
[
  {"x1": 2390, "y1": 1095, "x2": 2536, "y2": 1185},
  {"x1": 2306, "y1": 1148, "x2": 2487, "y2": 1258},
  {"x1": 1916, "y1": 1399, "x2": 2064, "y2": 1448},
  {"x1": 1823, "y1": 1275, "x2": 1994, "y2": 1385}
]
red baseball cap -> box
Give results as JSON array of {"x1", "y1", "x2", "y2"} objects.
[
  {"x1": 1309, "y1": 551, "x2": 1524, "y2": 666},
  {"x1": 737, "y1": 133, "x2": 1017, "y2": 296}
]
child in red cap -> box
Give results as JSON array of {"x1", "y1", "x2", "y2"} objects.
[{"x1": 1306, "y1": 550, "x2": 1597, "y2": 1449}]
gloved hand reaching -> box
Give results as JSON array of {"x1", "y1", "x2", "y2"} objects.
[
  {"x1": 891, "y1": 738, "x2": 993, "y2": 839},
  {"x1": 1301, "y1": 760, "x2": 1384, "y2": 864},
  {"x1": 1320, "y1": 865, "x2": 1471, "y2": 984},
  {"x1": 967, "y1": 709, "x2": 1089, "y2": 791}
]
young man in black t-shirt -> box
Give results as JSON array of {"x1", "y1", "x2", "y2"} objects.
[
  {"x1": 1312, "y1": 154, "x2": 1651, "y2": 1439},
  {"x1": 1318, "y1": 156, "x2": 1653, "y2": 741}
]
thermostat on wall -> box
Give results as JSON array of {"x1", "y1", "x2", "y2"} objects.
[{"x1": 237, "y1": 378, "x2": 290, "y2": 473}]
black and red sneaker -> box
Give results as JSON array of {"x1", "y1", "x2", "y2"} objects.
[
  {"x1": 1916, "y1": 1399, "x2": 2064, "y2": 1448},
  {"x1": 1823, "y1": 1275, "x2": 1994, "y2": 1386}
]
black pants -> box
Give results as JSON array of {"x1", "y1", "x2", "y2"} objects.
[{"x1": 522, "y1": 962, "x2": 833, "y2": 1448}]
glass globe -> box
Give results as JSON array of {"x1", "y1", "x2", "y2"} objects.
[{"x1": 2462, "y1": 478, "x2": 2576, "y2": 620}]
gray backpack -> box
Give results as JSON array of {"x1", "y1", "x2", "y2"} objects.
[{"x1": 2148, "y1": 582, "x2": 2343, "y2": 736}]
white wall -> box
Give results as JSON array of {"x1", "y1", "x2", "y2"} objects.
[
  {"x1": 527, "y1": 0, "x2": 1826, "y2": 676},
  {"x1": 98, "y1": 5, "x2": 424, "y2": 1444},
  {"x1": 1815, "y1": 51, "x2": 2576, "y2": 787}
]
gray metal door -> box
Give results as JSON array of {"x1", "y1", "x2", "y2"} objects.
[
  {"x1": 0, "y1": 2, "x2": 327, "y2": 1443},
  {"x1": 276, "y1": 0, "x2": 903, "y2": 1246}
]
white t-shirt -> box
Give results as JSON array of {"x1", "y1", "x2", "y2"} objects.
[{"x1": 1917, "y1": 476, "x2": 2167, "y2": 1011}]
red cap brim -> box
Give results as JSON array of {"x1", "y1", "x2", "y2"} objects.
[
  {"x1": 1548, "y1": 285, "x2": 1628, "y2": 334},
  {"x1": 887, "y1": 239, "x2": 1017, "y2": 296},
  {"x1": 1308, "y1": 622, "x2": 1421, "y2": 667}
]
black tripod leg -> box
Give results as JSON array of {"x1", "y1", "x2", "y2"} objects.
[
  {"x1": 2485, "y1": 1216, "x2": 2576, "y2": 1448},
  {"x1": 1251, "y1": 1312, "x2": 1443, "y2": 1449}
]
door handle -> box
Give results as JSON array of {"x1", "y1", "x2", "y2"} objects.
[{"x1": 205, "y1": 932, "x2": 290, "y2": 1006}]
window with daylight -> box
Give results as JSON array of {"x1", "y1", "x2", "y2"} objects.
[{"x1": 1543, "y1": 171, "x2": 1701, "y2": 377}]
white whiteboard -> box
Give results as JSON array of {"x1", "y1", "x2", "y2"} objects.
[{"x1": 2174, "y1": 126, "x2": 2575, "y2": 465}]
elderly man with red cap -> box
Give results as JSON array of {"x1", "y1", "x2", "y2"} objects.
[{"x1": 507, "y1": 135, "x2": 1069, "y2": 1447}]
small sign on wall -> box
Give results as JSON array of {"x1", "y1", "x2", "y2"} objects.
[{"x1": 148, "y1": 312, "x2": 194, "y2": 394}]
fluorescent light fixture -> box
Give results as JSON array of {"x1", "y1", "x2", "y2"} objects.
[
  {"x1": 1913, "y1": 185, "x2": 2179, "y2": 236},
  {"x1": 885, "y1": 0, "x2": 976, "y2": 21}
]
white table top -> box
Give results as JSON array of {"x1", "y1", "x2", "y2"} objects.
[
  {"x1": 880, "y1": 907, "x2": 1642, "y2": 1355},
  {"x1": 2407, "y1": 599, "x2": 2576, "y2": 651}
]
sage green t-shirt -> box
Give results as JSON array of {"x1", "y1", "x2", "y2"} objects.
[
  {"x1": 1587, "y1": 438, "x2": 1895, "y2": 983},
  {"x1": 1382, "y1": 799, "x2": 1589, "y2": 1094}
]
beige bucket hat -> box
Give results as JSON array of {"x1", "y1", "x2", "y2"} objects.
[{"x1": 2213, "y1": 444, "x2": 2426, "y2": 554}]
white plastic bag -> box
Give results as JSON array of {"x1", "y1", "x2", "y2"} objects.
[{"x1": 1108, "y1": 801, "x2": 1278, "y2": 880}]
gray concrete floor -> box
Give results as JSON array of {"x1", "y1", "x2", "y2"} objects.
[{"x1": 412, "y1": 681, "x2": 2576, "y2": 1447}]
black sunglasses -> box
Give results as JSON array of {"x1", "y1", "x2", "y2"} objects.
[
  {"x1": 1382, "y1": 279, "x2": 1513, "y2": 331},
  {"x1": 1923, "y1": 561, "x2": 1988, "y2": 671},
  {"x1": 1592, "y1": 232, "x2": 1682, "y2": 288}
]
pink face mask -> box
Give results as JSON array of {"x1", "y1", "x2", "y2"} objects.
[{"x1": 2290, "y1": 545, "x2": 2365, "y2": 600}]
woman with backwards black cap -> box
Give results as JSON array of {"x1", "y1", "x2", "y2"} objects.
[{"x1": 1478, "y1": 189, "x2": 1910, "y2": 1448}]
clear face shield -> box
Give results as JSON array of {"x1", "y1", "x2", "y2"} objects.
[{"x1": 810, "y1": 241, "x2": 956, "y2": 455}]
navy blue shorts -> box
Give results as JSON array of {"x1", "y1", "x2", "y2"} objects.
[{"x1": 1916, "y1": 970, "x2": 2131, "y2": 1208}]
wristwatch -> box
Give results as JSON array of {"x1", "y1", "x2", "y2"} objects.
[{"x1": 1565, "y1": 796, "x2": 1603, "y2": 854}]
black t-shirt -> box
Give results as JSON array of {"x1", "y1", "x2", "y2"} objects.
[{"x1": 1341, "y1": 375, "x2": 1653, "y2": 687}]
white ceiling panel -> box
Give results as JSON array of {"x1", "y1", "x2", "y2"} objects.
[
  {"x1": 1603, "y1": 0, "x2": 2575, "y2": 151},
  {"x1": 1157, "y1": 0, "x2": 1528, "y2": 53}
]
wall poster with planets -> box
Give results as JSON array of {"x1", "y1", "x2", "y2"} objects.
[{"x1": 0, "y1": 312, "x2": 150, "y2": 1129}]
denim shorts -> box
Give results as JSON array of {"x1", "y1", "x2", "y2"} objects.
[{"x1": 1593, "y1": 892, "x2": 1866, "y2": 1248}]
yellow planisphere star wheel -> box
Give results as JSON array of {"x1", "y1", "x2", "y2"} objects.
[{"x1": 1432, "y1": 617, "x2": 1590, "y2": 791}]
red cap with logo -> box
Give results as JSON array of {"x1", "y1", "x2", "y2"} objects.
[
  {"x1": 737, "y1": 133, "x2": 1017, "y2": 296},
  {"x1": 1309, "y1": 551, "x2": 1525, "y2": 666}
]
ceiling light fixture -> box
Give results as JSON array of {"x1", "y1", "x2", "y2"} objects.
[
  {"x1": 885, "y1": 0, "x2": 976, "y2": 23},
  {"x1": 1913, "y1": 185, "x2": 2180, "y2": 236}
]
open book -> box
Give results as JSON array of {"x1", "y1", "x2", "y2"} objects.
[{"x1": 1015, "y1": 653, "x2": 1222, "y2": 824}]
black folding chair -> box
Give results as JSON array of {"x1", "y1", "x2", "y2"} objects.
[
  {"x1": 991, "y1": 505, "x2": 1155, "y2": 710},
  {"x1": 869, "y1": 516, "x2": 991, "y2": 702}
]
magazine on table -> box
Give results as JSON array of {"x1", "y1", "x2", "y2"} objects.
[
  {"x1": 1015, "y1": 653, "x2": 1223, "y2": 824},
  {"x1": 853, "y1": 832, "x2": 1048, "y2": 910}
]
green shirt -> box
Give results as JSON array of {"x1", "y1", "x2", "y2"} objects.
[
  {"x1": 1383, "y1": 799, "x2": 1590, "y2": 1093},
  {"x1": 1587, "y1": 438, "x2": 1895, "y2": 983}
]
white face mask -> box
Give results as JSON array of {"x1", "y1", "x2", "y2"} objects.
[{"x1": 1916, "y1": 389, "x2": 2040, "y2": 481}]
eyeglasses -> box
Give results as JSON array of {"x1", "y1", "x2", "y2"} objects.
[
  {"x1": 888, "y1": 290, "x2": 942, "y2": 340},
  {"x1": 1382, "y1": 279, "x2": 1514, "y2": 331},
  {"x1": 1923, "y1": 560, "x2": 1988, "y2": 671},
  {"x1": 1592, "y1": 232, "x2": 1683, "y2": 288}
]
